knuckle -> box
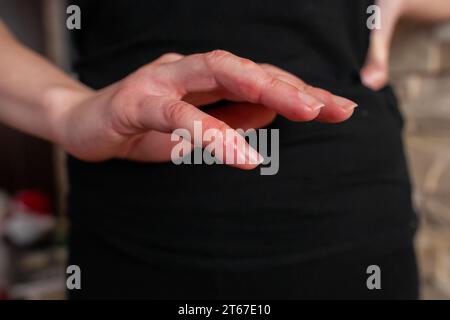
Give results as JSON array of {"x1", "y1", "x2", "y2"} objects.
[
  {"x1": 259, "y1": 63, "x2": 275, "y2": 71},
  {"x1": 264, "y1": 75, "x2": 279, "y2": 89},
  {"x1": 205, "y1": 49, "x2": 232, "y2": 66},
  {"x1": 297, "y1": 82, "x2": 311, "y2": 93},
  {"x1": 163, "y1": 52, "x2": 184, "y2": 59},
  {"x1": 216, "y1": 121, "x2": 230, "y2": 134},
  {"x1": 202, "y1": 117, "x2": 228, "y2": 133},
  {"x1": 157, "y1": 52, "x2": 184, "y2": 63},
  {"x1": 247, "y1": 75, "x2": 276, "y2": 102},
  {"x1": 302, "y1": 84, "x2": 315, "y2": 93},
  {"x1": 238, "y1": 57, "x2": 256, "y2": 66},
  {"x1": 236, "y1": 74, "x2": 274, "y2": 104},
  {"x1": 164, "y1": 101, "x2": 191, "y2": 124}
]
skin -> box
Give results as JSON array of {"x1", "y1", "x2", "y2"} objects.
[
  {"x1": 0, "y1": 21, "x2": 357, "y2": 170},
  {"x1": 0, "y1": 0, "x2": 449, "y2": 170},
  {"x1": 361, "y1": 0, "x2": 450, "y2": 90}
]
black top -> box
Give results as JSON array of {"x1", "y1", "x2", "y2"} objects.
[{"x1": 68, "y1": 0, "x2": 416, "y2": 268}]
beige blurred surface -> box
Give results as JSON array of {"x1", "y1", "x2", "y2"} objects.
[{"x1": 390, "y1": 21, "x2": 450, "y2": 299}]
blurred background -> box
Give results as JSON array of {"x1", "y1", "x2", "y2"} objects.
[
  {"x1": 391, "y1": 21, "x2": 450, "y2": 299},
  {"x1": 0, "y1": 0, "x2": 449, "y2": 299}
]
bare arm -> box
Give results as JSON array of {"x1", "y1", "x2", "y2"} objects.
[
  {"x1": 0, "y1": 20, "x2": 357, "y2": 168},
  {"x1": 0, "y1": 20, "x2": 91, "y2": 142},
  {"x1": 403, "y1": 0, "x2": 450, "y2": 21},
  {"x1": 361, "y1": 0, "x2": 450, "y2": 90}
]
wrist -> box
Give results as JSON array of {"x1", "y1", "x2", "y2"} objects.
[{"x1": 43, "y1": 84, "x2": 94, "y2": 145}]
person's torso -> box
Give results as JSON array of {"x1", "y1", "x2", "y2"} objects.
[
  {"x1": 67, "y1": 0, "x2": 416, "y2": 267},
  {"x1": 72, "y1": 0, "x2": 371, "y2": 87}
]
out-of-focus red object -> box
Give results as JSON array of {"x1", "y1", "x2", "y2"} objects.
[
  {"x1": 0, "y1": 290, "x2": 8, "y2": 300},
  {"x1": 2, "y1": 189, "x2": 55, "y2": 247},
  {"x1": 13, "y1": 190, "x2": 51, "y2": 216}
]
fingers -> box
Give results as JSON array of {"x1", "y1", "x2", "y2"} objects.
[
  {"x1": 150, "y1": 51, "x2": 359, "y2": 123},
  {"x1": 303, "y1": 87, "x2": 357, "y2": 123},
  {"x1": 360, "y1": 60, "x2": 388, "y2": 91},
  {"x1": 207, "y1": 103, "x2": 277, "y2": 130},
  {"x1": 360, "y1": 33, "x2": 389, "y2": 91},
  {"x1": 360, "y1": 0, "x2": 401, "y2": 91},
  {"x1": 260, "y1": 64, "x2": 358, "y2": 123},
  {"x1": 152, "y1": 50, "x2": 330, "y2": 121},
  {"x1": 152, "y1": 52, "x2": 185, "y2": 65},
  {"x1": 132, "y1": 95, "x2": 263, "y2": 169}
]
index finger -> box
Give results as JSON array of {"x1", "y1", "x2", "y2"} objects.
[
  {"x1": 260, "y1": 64, "x2": 358, "y2": 123},
  {"x1": 152, "y1": 50, "x2": 335, "y2": 121},
  {"x1": 131, "y1": 95, "x2": 264, "y2": 170}
]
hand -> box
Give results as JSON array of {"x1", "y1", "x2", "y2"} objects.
[
  {"x1": 361, "y1": 0, "x2": 405, "y2": 90},
  {"x1": 55, "y1": 50, "x2": 358, "y2": 169},
  {"x1": 361, "y1": 0, "x2": 450, "y2": 90}
]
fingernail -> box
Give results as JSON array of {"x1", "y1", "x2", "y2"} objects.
[
  {"x1": 298, "y1": 91, "x2": 326, "y2": 111},
  {"x1": 332, "y1": 95, "x2": 358, "y2": 111},
  {"x1": 246, "y1": 145, "x2": 264, "y2": 165},
  {"x1": 237, "y1": 142, "x2": 263, "y2": 165},
  {"x1": 232, "y1": 132, "x2": 264, "y2": 166}
]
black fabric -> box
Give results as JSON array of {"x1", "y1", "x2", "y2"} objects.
[
  {"x1": 67, "y1": 0, "x2": 418, "y2": 298},
  {"x1": 68, "y1": 226, "x2": 418, "y2": 299}
]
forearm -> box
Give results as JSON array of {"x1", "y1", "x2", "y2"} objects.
[
  {"x1": 370, "y1": 0, "x2": 450, "y2": 66},
  {"x1": 0, "y1": 21, "x2": 92, "y2": 143},
  {"x1": 401, "y1": 0, "x2": 450, "y2": 21}
]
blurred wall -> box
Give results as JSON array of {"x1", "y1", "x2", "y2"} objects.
[{"x1": 390, "y1": 21, "x2": 450, "y2": 299}]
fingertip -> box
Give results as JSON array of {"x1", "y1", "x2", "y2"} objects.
[
  {"x1": 313, "y1": 94, "x2": 358, "y2": 123},
  {"x1": 298, "y1": 91, "x2": 326, "y2": 111},
  {"x1": 331, "y1": 95, "x2": 358, "y2": 111},
  {"x1": 361, "y1": 65, "x2": 388, "y2": 91}
]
